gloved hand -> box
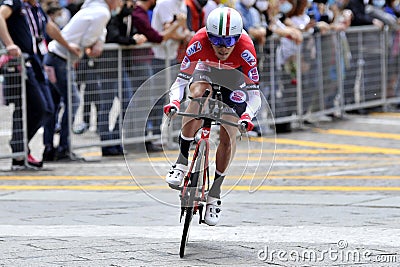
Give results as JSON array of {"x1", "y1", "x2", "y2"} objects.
[
  {"x1": 238, "y1": 113, "x2": 254, "y2": 132},
  {"x1": 163, "y1": 100, "x2": 180, "y2": 116}
]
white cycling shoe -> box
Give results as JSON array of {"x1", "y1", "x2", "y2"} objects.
[
  {"x1": 165, "y1": 163, "x2": 187, "y2": 186},
  {"x1": 204, "y1": 196, "x2": 222, "y2": 226}
]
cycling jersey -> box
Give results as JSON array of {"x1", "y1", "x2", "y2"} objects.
[
  {"x1": 168, "y1": 27, "x2": 261, "y2": 118},
  {"x1": 178, "y1": 27, "x2": 260, "y2": 88}
]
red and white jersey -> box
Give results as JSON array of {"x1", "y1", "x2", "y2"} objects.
[{"x1": 178, "y1": 27, "x2": 260, "y2": 87}]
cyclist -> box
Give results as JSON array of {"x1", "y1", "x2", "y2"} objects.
[{"x1": 163, "y1": 7, "x2": 261, "y2": 226}]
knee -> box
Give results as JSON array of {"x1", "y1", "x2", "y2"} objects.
[{"x1": 189, "y1": 82, "x2": 210, "y2": 99}]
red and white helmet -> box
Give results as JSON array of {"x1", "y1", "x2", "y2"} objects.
[{"x1": 206, "y1": 7, "x2": 243, "y2": 37}]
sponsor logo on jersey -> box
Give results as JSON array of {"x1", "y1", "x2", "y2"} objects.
[
  {"x1": 230, "y1": 90, "x2": 247, "y2": 103},
  {"x1": 247, "y1": 84, "x2": 259, "y2": 89},
  {"x1": 248, "y1": 67, "x2": 259, "y2": 82},
  {"x1": 241, "y1": 50, "x2": 257, "y2": 67},
  {"x1": 180, "y1": 56, "x2": 190, "y2": 70},
  {"x1": 186, "y1": 41, "x2": 202, "y2": 56},
  {"x1": 195, "y1": 61, "x2": 211, "y2": 72}
]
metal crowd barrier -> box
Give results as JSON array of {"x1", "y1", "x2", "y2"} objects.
[
  {"x1": 69, "y1": 43, "x2": 176, "y2": 153},
  {"x1": 1, "y1": 25, "x2": 399, "y2": 161},
  {"x1": 69, "y1": 25, "x2": 400, "y2": 155},
  {"x1": 261, "y1": 25, "x2": 400, "y2": 130},
  {"x1": 0, "y1": 51, "x2": 28, "y2": 160}
]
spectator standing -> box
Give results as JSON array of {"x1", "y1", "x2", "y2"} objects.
[
  {"x1": 43, "y1": 0, "x2": 71, "y2": 28},
  {"x1": 42, "y1": 0, "x2": 118, "y2": 161},
  {"x1": 345, "y1": 0, "x2": 384, "y2": 27},
  {"x1": 98, "y1": 0, "x2": 147, "y2": 156},
  {"x1": 236, "y1": 0, "x2": 267, "y2": 46},
  {"x1": 186, "y1": 0, "x2": 207, "y2": 32},
  {"x1": 65, "y1": 0, "x2": 83, "y2": 17},
  {"x1": 132, "y1": 0, "x2": 186, "y2": 151},
  {"x1": 383, "y1": 0, "x2": 400, "y2": 98},
  {"x1": 384, "y1": 0, "x2": 400, "y2": 17},
  {"x1": 0, "y1": 0, "x2": 80, "y2": 169}
]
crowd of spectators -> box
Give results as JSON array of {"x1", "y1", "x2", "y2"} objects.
[{"x1": 1, "y1": 0, "x2": 399, "y2": 169}]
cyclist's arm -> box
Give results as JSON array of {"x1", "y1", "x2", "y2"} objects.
[
  {"x1": 244, "y1": 88, "x2": 261, "y2": 119},
  {"x1": 169, "y1": 75, "x2": 189, "y2": 102}
]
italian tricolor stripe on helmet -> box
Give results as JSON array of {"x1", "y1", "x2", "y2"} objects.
[{"x1": 218, "y1": 7, "x2": 231, "y2": 36}]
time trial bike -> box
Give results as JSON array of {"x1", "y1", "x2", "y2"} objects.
[{"x1": 168, "y1": 85, "x2": 247, "y2": 258}]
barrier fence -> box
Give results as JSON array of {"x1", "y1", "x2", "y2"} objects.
[
  {"x1": 1, "y1": 25, "x2": 399, "y2": 161},
  {"x1": 0, "y1": 53, "x2": 27, "y2": 161}
]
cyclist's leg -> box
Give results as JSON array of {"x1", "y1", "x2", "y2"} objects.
[
  {"x1": 209, "y1": 115, "x2": 239, "y2": 198},
  {"x1": 204, "y1": 116, "x2": 238, "y2": 226},
  {"x1": 166, "y1": 82, "x2": 211, "y2": 185},
  {"x1": 178, "y1": 81, "x2": 211, "y2": 165}
]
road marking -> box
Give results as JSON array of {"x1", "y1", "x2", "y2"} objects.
[
  {"x1": 370, "y1": 112, "x2": 400, "y2": 118},
  {"x1": 269, "y1": 161, "x2": 395, "y2": 175},
  {"x1": 353, "y1": 117, "x2": 400, "y2": 126},
  {"x1": 316, "y1": 128, "x2": 400, "y2": 140},
  {"x1": 140, "y1": 156, "x2": 396, "y2": 162},
  {"x1": 251, "y1": 137, "x2": 400, "y2": 154},
  {"x1": 0, "y1": 185, "x2": 399, "y2": 191},
  {"x1": 82, "y1": 148, "x2": 400, "y2": 159},
  {"x1": 226, "y1": 185, "x2": 400, "y2": 191},
  {"x1": 1, "y1": 175, "x2": 399, "y2": 181},
  {"x1": 250, "y1": 149, "x2": 400, "y2": 154},
  {"x1": 321, "y1": 168, "x2": 388, "y2": 176},
  {"x1": 0, "y1": 225, "x2": 398, "y2": 247}
]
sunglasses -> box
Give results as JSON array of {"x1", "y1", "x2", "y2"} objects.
[{"x1": 207, "y1": 33, "x2": 240, "y2": 48}]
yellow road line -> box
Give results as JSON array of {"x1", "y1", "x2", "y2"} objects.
[
  {"x1": 250, "y1": 137, "x2": 400, "y2": 154},
  {"x1": 231, "y1": 175, "x2": 400, "y2": 180},
  {"x1": 0, "y1": 185, "x2": 399, "y2": 191},
  {"x1": 316, "y1": 129, "x2": 400, "y2": 140},
  {"x1": 1, "y1": 174, "x2": 400, "y2": 181},
  {"x1": 370, "y1": 112, "x2": 400, "y2": 118},
  {"x1": 268, "y1": 162, "x2": 396, "y2": 175},
  {"x1": 0, "y1": 185, "x2": 154, "y2": 190},
  {"x1": 139, "y1": 156, "x2": 397, "y2": 162},
  {"x1": 123, "y1": 149, "x2": 400, "y2": 156},
  {"x1": 222, "y1": 185, "x2": 400, "y2": 191},
  {"x1": 249, "y1": 149, "x2": 397, "y2": 154},
  {"x1": 82, "y1": 151, "x2": 102, "y2": 157},
  {"x1": 0, "y1": 176, "x2": 133, "y2": 181}
]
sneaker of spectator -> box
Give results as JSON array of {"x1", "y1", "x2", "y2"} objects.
[
  {"x1": 43, "y1": 145, "x2": 56, "y2": 162},
  {"x1": 102, "y1": 145, "x2": 124, "y2": 156},
  {"x1": 12, "y1": 154, "x2": 43, "y2": 170},
  {"x1": 145, "y1": 141, "x2": 163, "y2": 152},
  {"x1": 54, "y1": 122, "x2": 62, "y2": 134},
  {"x1": 73, "y1": 122, "x2": 89, "y2": 135},
  {"x1": 55, "y1": 146, "x2": 70, "y2": 161}
]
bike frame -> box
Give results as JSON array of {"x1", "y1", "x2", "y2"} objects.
[{"x1": 181, "y1": 117, "x2": 211, "y2": 213}]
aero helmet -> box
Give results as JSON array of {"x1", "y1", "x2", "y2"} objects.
[{"x1": 206, "y1": 7, "x2": 243, "y2": 47}]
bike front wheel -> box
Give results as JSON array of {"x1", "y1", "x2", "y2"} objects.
[
  {"x1": 179, "y1": 206, "x2": 193, "y2": 258},
  {"x1": 179, "y1": 140, "x2": 207, "y2": 258}
]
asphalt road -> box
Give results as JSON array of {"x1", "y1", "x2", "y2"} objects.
[{"x1": 0, "y1": 112, "x2": 399, "y2": 266}]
